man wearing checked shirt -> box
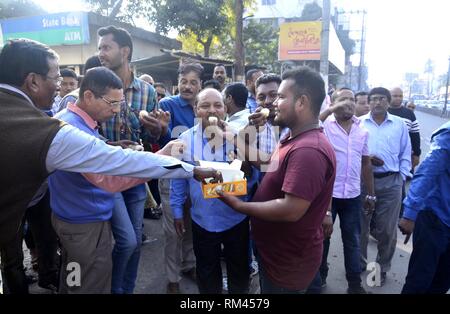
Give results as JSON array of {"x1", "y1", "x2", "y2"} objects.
[{"x1": 98, "y1": 25, "x2": 170, "y2": 294}]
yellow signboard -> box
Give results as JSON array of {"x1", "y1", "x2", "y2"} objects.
[{"x1": 278, "y1": 21, "x2": 322, "y2": 61}]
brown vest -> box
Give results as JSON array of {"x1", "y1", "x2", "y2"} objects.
[{"x1": 0, "y1": 88, "x2": 64, "y2": 247}]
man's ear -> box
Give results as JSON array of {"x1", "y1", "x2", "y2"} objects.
[
  {"x1": 122, "y1": 46, "x2": 131, "y2": 62},
  {"x1": 23, "y1": 73, "x2": 41, "y2": 95},
  {"x1": 83, "y1": 90, "x2": 95, "y2": 104}
]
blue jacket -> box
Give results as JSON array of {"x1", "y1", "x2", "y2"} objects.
[{"x1": 403, "y1": 121, "x2": 450, "y2": 227}]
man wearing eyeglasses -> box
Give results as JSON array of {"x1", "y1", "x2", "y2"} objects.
[
  {"x1": 0, "y1": 39, "x2": 222, "y2": 294},
  {"x1": 359, "y1": 87, "x2": 412, "y2": 286}
]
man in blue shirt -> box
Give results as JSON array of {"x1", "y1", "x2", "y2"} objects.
[
  {"x1": 245, "y1": 69, "x2": 263, "y2": 113},
  {"x1": 359, "y1": 87, "x2": 411, "y2": 286},
  {"x1": 50, "y1": 67, "x2": 212, "y2": 293},
  {"x1": 170, "y1": 88, "x2": 252, "y2": 294},
  {"x1": 399, "y1": 121, "x2": 450, "y2": 294},
  {"x1": 158, "y1": 62, "x2": 204, "y2": 294}
]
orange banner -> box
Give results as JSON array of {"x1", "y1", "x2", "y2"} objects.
[{"x1": 278, "y1": 21, "x2": 321, "y2": 61}]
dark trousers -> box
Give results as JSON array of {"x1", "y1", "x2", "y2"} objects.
[
  {"x1": 402, "y1": 210, "x2": 450, "y2": 294},
  {"x1": 25, "y1": 191, "x2": 59, "y2": 287},
  {"x1": 0, "y1": 230, "x2": 28, "y2": 294},
  {"x1": 192, "y1": 218, "x2": 250, "y2": 294},
  {"x1": 308, "y1": 196, "x2": 363, "y2": 292},
  {"x1": 0, "y1": 191, "x2": 58, "y2": 293}
]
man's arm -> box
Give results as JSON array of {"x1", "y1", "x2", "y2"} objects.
[
  {"x1": 46, "y1": 125, "x2": 221, "y2": 183},
  {"x1": 219, "y1": 192, "x2": 311, "y2": 222},
  {"x1": 398, "y1": 122, "x2": 412, "y2": 180},
  {"x1": 402, "y1": 133, "x2": 449, "y2": 222}
]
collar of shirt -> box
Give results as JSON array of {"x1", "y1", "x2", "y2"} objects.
[
  {"x1": 328, "y1": 114, "x2": 362, "y2": 127},
  {"x1": 361, "y1": 112, "x2": 395, "y2": 125},
  {"x1": 67, "y1": 103, "x2": 98, "y2": 130},
  {"x1": 0, "y1": 84, "x2": 34, "y2": 105},
  {"x1": 126, "y1": 74, "x2": 141, "y2": 93},
  {"x1": 175, "y1": 95, "x2": 191, "y2": 108},
  {"x1": 228, "y1": 108, "x2": 250, "y2": 121}
]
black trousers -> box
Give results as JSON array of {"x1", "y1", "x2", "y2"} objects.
[
  {"x1": 192, "y1": 218, "x2": 250, "y2": 294},
  {"x1": 1, "y1": 191, "x2": 58, "y2": 293}
]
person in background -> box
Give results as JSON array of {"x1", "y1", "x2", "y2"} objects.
[
  {"x1": 354, "y1": 91, "x2": 370, "y2": 117},
  {"x1": 212, "y1": 63, "x2": 227, "y2": 91},
  {"x1": 50, "y1": 68, "x2": 78, "y2": 115},
  {"x1": 139, "y1": 74, "x2": 154, "y2": 86},
  {"x1": 245, "y1": 69, "x2": 264, "y2": 113}
]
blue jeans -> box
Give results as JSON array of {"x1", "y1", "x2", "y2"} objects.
[
  {"x1": 111, "y1": 184, "x2": 146, "y2": 294},
  {"x1": 309, "y1": 196, "x2": 362, "y2": 292},
  {"x1": 402, "y1": 210, "x2": 450, "y2": 294}
]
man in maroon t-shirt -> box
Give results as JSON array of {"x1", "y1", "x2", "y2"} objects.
[{"x1": 219, "y1": 67, "x2": 336, "y2": 293}]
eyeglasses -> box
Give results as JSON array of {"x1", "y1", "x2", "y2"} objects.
[
  {"x1": 39, "y1": 73, "x2": 63, "y2": 86},
  {"x1": 369, "y1": 96, "x2": 388, "y2": 103},
  {"x1": 101, "y1": 97, "x2": 125, "y2": 108}
]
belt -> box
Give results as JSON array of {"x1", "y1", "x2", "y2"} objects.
[{"x1": 373, "y1": 171, "x2": 399, "y2": 179}]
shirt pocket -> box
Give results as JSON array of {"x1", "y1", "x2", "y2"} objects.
[{"x1": 387, "y1": 135, "x2": 400, "y2": 155}]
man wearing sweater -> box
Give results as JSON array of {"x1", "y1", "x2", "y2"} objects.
[{"x1": 0, "y1": 39, "x2": 221, "y2": 294}]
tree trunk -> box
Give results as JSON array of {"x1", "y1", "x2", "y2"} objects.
[{"x1": 197, "y1": 34, "x2": 213, "y2": 58}]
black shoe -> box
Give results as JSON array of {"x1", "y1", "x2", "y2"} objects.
[
  {"x1": 144, "y1": 207, "x2": 161, "y2": 220},
  {"x1": 347, "y1": 284, "x2": 367, "y2": 294}
]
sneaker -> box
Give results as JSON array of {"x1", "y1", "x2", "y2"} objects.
[
  {"x1": 166, "y1": 282, "x2": 180, "y2": 294},
  {"x1": 321, "y1": 278, "x2": 327, "y2": 288},
  {"x1": 250, "y1": 261, "x2": 259, "y2": 277},
  {"x1": 347, "y1": 284, "x2": 367, "y2": 294}
]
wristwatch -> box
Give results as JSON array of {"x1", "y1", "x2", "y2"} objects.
[{"x1": 366, "y1": 195, "x2": 377, "y2": 202}]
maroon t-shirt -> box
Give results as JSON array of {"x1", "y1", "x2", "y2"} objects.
[{"x1": 251, "y1": 128, "x2": 336, "y2": 290}]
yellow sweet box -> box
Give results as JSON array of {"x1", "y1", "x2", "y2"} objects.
[{"x1": 202, "y1": 180, "x2": 247, "y2": 199}]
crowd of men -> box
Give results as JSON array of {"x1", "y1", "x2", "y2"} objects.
[{"x1": 0, "y1": 25, "x2": 448, "y2": 295}]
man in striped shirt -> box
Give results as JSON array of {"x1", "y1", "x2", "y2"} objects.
[{"x1": 388, "y1": 87, "x2": 421, "y2": 170}]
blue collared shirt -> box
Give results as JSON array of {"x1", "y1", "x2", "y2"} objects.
[
  {"x1": 360, "y1": 112, "x2": 412, "y2": 180},
  {"x1": 159, "y1": 95, "x2": 196, "y2": 145},
  {"x1": 403, "y1": 122, "x2": 450, "y2": 227},
  {"x1": 246, "y1": 93, "x2": 258, "y2": 113},
  {"x1": 170, "y1": 125, "x2": 250, "y2": 232}
]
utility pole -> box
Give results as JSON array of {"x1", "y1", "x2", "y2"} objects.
[
  {"x1": 320, "y1": 0, "x2": 331, "y2": 88},
  {"x1": 234, "y1": 0, "x2": 245, "y2": 82},
  {"x1": 358, "y1": 10, "x2": 367, "y2": 91},
  {"x1": 443, "y1": 56, "x2": 450, "y2": 116}
]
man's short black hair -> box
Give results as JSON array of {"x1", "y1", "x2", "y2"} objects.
[
  {"x1": 355, "y1": 91, "x2": 368, "y2": 98},
  {"x1": 368, "y1": 87, "x2": 391, "y2": 103},
  {"x1": 0, "y1": 39, "x2": 58, "y2": 87},
  {"x1": 79, "y1": 67, "x2": 123, "y2": 100},
  {"x1": 98, "y1": 25, "x2": 133, "y2": 62},
  {"x1": 60, "y1": 68, "x2": 78, "y2": 80},
  {"x1": 331, "y1": 87, "x2": 353, "y2": 102},
  {"x1": 245, "y1": 68, "x2": 263, "y2": 82},
  {"x1": 255, "y1": 73, "x2": 282, "y2": 89},
  {"x1": 154, "y1": 82, "x2": 167, "y2": 90},
  {"x1": 224, "y1": 83, "x2": 248, "y2": 109},
  {"x1": 84, "y1": 55, "x2": 102, "y2": 74},
  {"x1": 202, "y1": 79, "x2": 221, "y2": 91},
  {"x1": 178, "y1": 62, "x2": 204, "y2": 79},
  {"x1": 281, "y1": 66, "x2": 325, "y2": 117}
]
